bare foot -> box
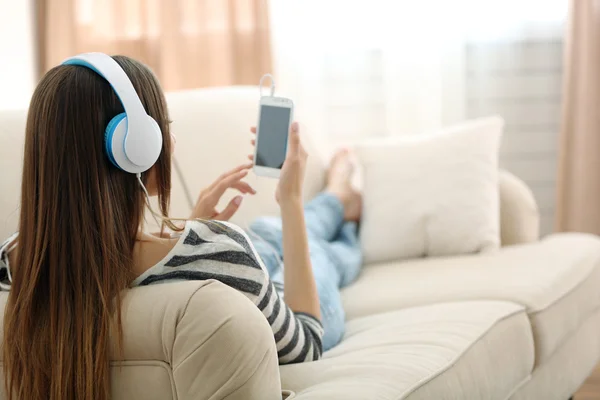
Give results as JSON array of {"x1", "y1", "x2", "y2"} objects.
[{"x1": 326, "y1": 149, "x2": 362, "y2": 222}]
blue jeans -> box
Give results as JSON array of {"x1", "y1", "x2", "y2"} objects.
[{"x1": 248, "y1": 193, "x2": 362, "y2": 351}]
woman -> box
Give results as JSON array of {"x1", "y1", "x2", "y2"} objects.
[{"x1": 0, "y1": 55, "x2": 362, "y2": 399}]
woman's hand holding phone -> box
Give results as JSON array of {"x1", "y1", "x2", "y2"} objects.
[
  {"x1": 275, "y1": 122, "x2": 307, "y2": 205},
  {"x1": 250, "y1": 121, "x2": 307, "y2": 205},
  {"x1": 250, "y1": 121, "x2": 319, "y2": 317}
]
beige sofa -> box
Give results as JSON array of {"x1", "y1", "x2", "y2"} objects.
[{"x1": 1, "y1": 87, "x2": 600, "y2": 400}]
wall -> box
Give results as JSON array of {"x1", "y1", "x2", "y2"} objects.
[{"x1": 0, "y1": 0, "x2": 36, "y2": 110}]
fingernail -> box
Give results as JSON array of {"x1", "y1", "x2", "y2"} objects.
[
  {"x1": 291, "y1": 122, "x2": 299, "y2": 132},
  {"x1": 234, "y1": 196, "x2": 243, "y2": 205}
]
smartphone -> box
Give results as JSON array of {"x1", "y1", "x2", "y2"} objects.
[{"x1": 253, "y1": 96, "x2": 294, "y2": 178}]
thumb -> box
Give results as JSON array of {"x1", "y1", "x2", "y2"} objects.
[
  {"x1": 214, "y1": 196, "x2": 243, "y2": 221},
  {"x1": 288, "y1": 122, "x2": 300, "y2": 151}
]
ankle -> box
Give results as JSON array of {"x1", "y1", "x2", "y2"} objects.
[
  {"x1": 325, "y1": 187, "x2": 362, "y2": 222},
  {"x1": 325, "y1": 187, "x2": 351, "y2": 206}
]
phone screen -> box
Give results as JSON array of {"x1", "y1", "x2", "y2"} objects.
[{"x1": 256, "y1": 105, "x2": 291, "y2": 169}]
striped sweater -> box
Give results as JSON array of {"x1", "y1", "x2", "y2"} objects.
[{"x1": 0, "y1": 220, "x2": 324, "y2": 365}]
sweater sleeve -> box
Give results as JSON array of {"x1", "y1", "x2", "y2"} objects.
[{"x1": 134, "y1": 219, "x2": 324, "y2": 364}]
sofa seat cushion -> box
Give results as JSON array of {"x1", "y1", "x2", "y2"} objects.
[
  {"x1": 342, "y1": 233, "x2": 600, "y2": 366},
  {"x1": 280, "y1": 301, "x2": 532, "y2": 400}
]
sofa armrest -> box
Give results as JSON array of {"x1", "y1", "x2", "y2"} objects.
[
  {"x1": 499, "y1": 170, "x2": 540, "y2": 246},
  {"x1": 114, "y1": 280, "x2": 282, "y2": 400},
  {"x1": 0, "y1": 280, "x2": 282, "y2": 399}
]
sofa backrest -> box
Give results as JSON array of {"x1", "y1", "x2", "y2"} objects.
[
  {"x1": 0, "y1": 86, "x2": 538, "y2": 243},
  {"x1": 0, "y1": 87, "x2": 327, "y2": 239}
]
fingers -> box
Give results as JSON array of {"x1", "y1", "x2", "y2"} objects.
[
  {"x1": 223, "y1": 162, "x2": 253, "y2": 177},
  {"x1": 212, "y1": 170, "x2": 248, "y2": 196},
  {"x1": 231, "y1": 180, "x2": 256, "y2": 195},
  {"x1": 211, "y1": 162, "x2": 253, "y2": 189},
  {"x1": 249, "y1": 127, "x2": 256, "y2": 162},
  {"x1": 210, "y1": 165, "x2": 258, "y2": 201},
  {"x1": 214, "y1": 196, "x2": 243, "y2": 221}
]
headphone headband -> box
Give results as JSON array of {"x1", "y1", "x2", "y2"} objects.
[{"x1": 62, "y1": 53, "x2": 162, "y2": 173}]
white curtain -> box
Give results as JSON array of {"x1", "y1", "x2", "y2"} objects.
[
  {"x1": 269, "y1": 0, "x2": 567, "y2": 140},
  {"x1": 269, "y1": 0, "x2": 464, "y2": 148},
  {"x1": 269, "y1": 0, "x2": 567, "y2": 235}
]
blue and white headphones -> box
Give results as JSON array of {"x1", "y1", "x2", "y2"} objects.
[{"x1": 62, "y1": 52, "x2": 163, "y2": 174}]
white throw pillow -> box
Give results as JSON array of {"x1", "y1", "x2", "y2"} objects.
[{"x1": 354, "y1": 116, "x2": 504, "y2": 264}]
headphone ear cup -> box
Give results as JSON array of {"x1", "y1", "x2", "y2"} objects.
[
  {"x1": 104, "y1": 113, "x2": 127, "y2": 169},
  {"x1": 147, "y1": 116, "x2": 163, "y2": 157}
]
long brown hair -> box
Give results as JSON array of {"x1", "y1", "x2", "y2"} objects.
[{"x1": 3, "y1": 55, "x2": 173, "y2": 400}]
